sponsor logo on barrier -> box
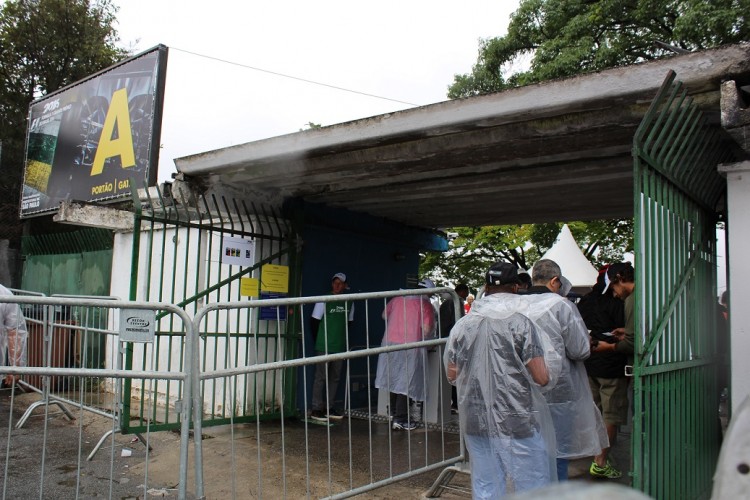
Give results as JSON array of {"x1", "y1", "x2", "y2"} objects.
[{"x1": 119, "y1": 309, "x2": 156, "y2": 343}]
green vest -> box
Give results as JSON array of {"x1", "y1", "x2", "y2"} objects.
[{"x1": 314, "y1": 300, "x2": 351, "y2": 353}]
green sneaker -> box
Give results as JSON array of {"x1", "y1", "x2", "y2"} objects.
[{"x1": 590, "y1": 461, "x2": 622, "y2": 479}]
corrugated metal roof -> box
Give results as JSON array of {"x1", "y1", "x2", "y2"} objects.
[{"x1": 175, "y1": 44, "x2": 750, "y2": 229}]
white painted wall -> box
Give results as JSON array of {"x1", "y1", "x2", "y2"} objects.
[{"x1": 719, "y1": 161, "x2": 750, "y2": 413}]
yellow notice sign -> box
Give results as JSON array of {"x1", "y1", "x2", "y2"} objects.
[
  {"x1": 261, "y1": 264, "x2": 289, "y2": 293},
  {"x1": 240, "y1": 278, "x2": 260, "y2": 298}
]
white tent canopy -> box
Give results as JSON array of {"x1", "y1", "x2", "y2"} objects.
[{"x1": 540, "y1": 224, "x2": 598, "y2": 288}]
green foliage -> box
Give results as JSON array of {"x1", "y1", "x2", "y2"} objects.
[
  {"x1": 300, "y1": 122, "x2": 322, "y2": 131},
  {"x1": 567, "y1": 219, "x2": 634, "y2": 267},
  {"x1": 0, "y1": 0, "x2": 127, "y2": 242},
  {"x1": 419, "y1": 225, "x2": 537, "y2": 288},
  {"x1": 449, "y1": 0, "x2": 750, "y2": 98},
  {"x1": 420, "y1": 219, "x2": 633, "y2": 290}
]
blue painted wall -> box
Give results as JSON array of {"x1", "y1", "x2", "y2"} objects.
[{"x1": 289, "y1": 201, "x2": 446, "y2": 412}]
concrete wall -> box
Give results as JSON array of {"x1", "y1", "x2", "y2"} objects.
[{"x1": 720, "y1": 160, "x2": 750, "y2": 413}]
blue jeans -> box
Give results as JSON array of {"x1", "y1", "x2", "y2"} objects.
[
  {"x1": 465, "y1": 431, "x2": 551, "y2": 498},
  {"x1": 556, "y1": 458, "x2": 568, "y2": 480}
]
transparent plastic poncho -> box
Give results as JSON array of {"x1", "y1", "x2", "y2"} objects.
[
  {"x1": 517, "y1": 292, "x2": 609, "y2": 459},
  {"x1": 375, "y1": 295, "x2": 436, "y2": 402},
  {"x1": 444, "y1": 294, "x2": 557, "y2": 494},
  {"x1": 0, "y1": 288, "x2": 28, "y2": 368}
]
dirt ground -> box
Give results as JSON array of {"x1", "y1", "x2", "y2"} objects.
[
  {"x1": 1, "y1": 388, "x2": 471, "y2": 499},
  {"x1": 2, "y1": 387, "x2": 634, "y2": 499},
  {"x1": 136, "y1": 415, "x2": 471, "y2": 499}
]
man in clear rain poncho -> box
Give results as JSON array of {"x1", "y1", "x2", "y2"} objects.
[
  {"x1": 0, "y1": 284, "x2": 28, "y2": 387},
  {"x1": 375, "y1": 278, "x2": 437, "y2": 431},
  {"x1": 444, "y1": 262, "x2": 557, "y2": 498},
  {"x1": 523, "y1": 259, "x2": 609, "y2": 480}
]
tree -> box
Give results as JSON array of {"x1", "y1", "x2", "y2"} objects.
[
  {"x1": 420, "y1": 225, "x2": 537, "y2": 290},
  {"x1": 300, "y1": 122, "x2": 322, "y2": 131},
  {"x1": 0, "y1": 0, "x2": 127, "y2": 247},
  {"x1": 420, "y1": 219, "x2": 633, "y2": 291},
  {"x1": 449, "y1": 0, "x2": 750, "y2": 99},
  {"x1": 429, "y1": 0, "x2": 741, "y2": 286}
]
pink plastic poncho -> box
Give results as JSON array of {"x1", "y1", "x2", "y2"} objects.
[{"x1": 375, "y1": 295, "x2": 436, "y2": 402}]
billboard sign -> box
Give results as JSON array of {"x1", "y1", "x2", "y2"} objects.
[{"x1": 20, "y1": 45, "x2": 168, "y2": 217}]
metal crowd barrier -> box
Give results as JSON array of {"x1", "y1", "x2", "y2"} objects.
[
  {"x1": 0, "y1": 289, "x2": 470, "y2": 499},
  {"x1": 0, "y1": 295, "x2": 195, "y2": 500},
  {"x1": 191, "y1": 288, "x2": 465, "y2": 499},
  {"x1": 12, "y1": 294, "x2": 136, "y2": 459}
]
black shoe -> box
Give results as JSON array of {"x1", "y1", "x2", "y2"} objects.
[
  {"x1": 392, "y1": 420, "x2": 419, "y2": 431},
  {"x1": 310, "y1": 410, "x2": 328, "y2": 422},
  {"x1": 326, "y1": 409, "x2": 344, "y2": 420}
]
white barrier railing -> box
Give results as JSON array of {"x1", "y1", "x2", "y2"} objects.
[
  {"x1": 190, "y1": 287, "x2": 465, "y2": 499},
  {"x1": 0, "y1": 295, "x2": 195, "y2": 500}
]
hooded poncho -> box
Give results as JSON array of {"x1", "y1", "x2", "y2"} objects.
[
  {"x1": 513, "y1": 291, "x2": 609, "y2": 459},
  {"x1": 375, "y1": 295, "x2": 436, "y2": 402},
  {"x1": 444, "y1": 293, "x2": 557, "y2": 487}
]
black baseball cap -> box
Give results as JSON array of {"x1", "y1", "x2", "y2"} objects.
[{"x1": 485, "y1": 262, "x2": 521, "y2": 286}]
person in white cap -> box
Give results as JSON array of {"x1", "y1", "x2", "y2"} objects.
[
  {"x1": 578, "y1": 265, "x2": 628, "y2": 480},
  {"x1": 594, "y1": 262, "x2": 636, "y2": 360},
  {"x1": 309, "y1": 272, "x2": 354, "y2": 422},
  {"x1": 0, "y1": 284, "x2": 28, "y2": 387},
  {"x1": 589, "y1": 262, "x2": 635, "y2": 478},
  {"x1": 375, "y1": 278, "x2": 436, "y2": 430}
]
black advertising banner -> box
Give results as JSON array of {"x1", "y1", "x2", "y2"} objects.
[{"x1": 20, "y1": 45, "x2": 168, "y2": 217}]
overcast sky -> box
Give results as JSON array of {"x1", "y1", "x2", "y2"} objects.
[{"x1": 113, "y1": 0, "x2": 519, "y2": 181}]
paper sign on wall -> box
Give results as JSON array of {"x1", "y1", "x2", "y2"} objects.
[
  {"x1": 240, "y1": 277, "x2": 260, "y2": 297},
  {"x1": 261, "y1": 264, "x2": 289, "y2": 293},
  {"x1": 221, "y1": 236, "x2": 255, "y2": 267}
]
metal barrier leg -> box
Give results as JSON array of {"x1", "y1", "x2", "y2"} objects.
[
  {"x1": 87, "y1": 428, "x2": 116, "y2": 461},
  {"x1": 424, "y1": 461, "x2": 472, "y2": 498},
  {"x1": 15, "y1": 399, "x2": 75, "y2": 429},
  {"x1": 87, "y1": 429, "x2": 151, "y2": 461},
  {"x1": 132, "y1": 432, "x2": 151, "y2": 451}
]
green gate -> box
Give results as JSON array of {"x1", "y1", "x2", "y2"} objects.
[
  {"x1": 632, "y1": 71, "x2": 736, "y2": 499},
  {"x1": 122, "y1": 183, "x2": 301, "y2": 434}
]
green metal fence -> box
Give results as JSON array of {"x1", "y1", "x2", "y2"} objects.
[
  {"x1": 632, "y1": 70, "x2": 735, "y2": 499},
  {"x1": 122, "y1": 183, "x2": 300, "y2": 434},
  {"x1": 20, "y1": 228, "x2": 115, "y2": 385},
  {"x1": 21, "y1": 228, "x2": 113, "y2": 297}
]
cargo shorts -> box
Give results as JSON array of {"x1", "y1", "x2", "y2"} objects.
[{"x1": 588, "y1": 376, "x2": 630, "y2": 426}]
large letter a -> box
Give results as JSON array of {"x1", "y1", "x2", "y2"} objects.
[{"x1": 91, "y1": 88, "x2": 136, "y2": 176}]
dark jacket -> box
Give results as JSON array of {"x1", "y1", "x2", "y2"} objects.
[
  {"x1": 577, "y1": 288, "x2": 627, "y2": 378},
  {"x1": 439, "y1": 296, "x2": 464, "y2": 337}
]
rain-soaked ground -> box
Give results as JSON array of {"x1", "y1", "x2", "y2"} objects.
[{"x1": 0, "y1": 386, "x2": 636, "y2": 499}]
